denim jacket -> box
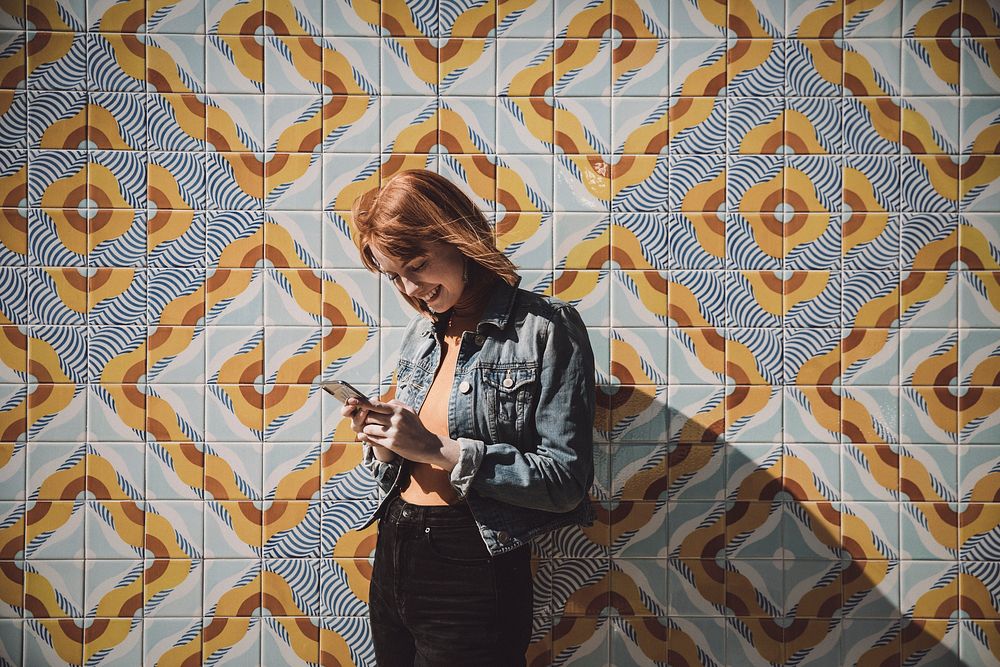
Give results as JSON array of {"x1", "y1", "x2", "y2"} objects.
[{"x1": 362, "y1": 277, "x2": 596, "y2": 555}]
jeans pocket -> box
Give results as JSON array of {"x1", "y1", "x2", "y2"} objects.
[{"x1": 425, "y1": 523, "x2": 492, "y2": 564}]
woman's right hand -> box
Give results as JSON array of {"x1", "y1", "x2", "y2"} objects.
[
  {"x1": 342, "y1": 398, "x2": 396, "y2": 462},
  {"x1": 341, "y1": 397, "x2": 369, "y2": 436}
]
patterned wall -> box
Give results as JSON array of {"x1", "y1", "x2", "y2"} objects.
[{"x1": 0, "y1": 0, "x2": 998, "y2": 665}]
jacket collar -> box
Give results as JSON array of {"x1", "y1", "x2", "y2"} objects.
[{"x1": 421, "y1": 275, "x2": 521, "y2": 337}]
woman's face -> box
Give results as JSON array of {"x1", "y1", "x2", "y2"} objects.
[{"x1": 369, "y1": 241, "x2": 466, "y2": 313}]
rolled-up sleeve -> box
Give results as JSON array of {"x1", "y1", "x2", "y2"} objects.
[
  {"x1": 451, "y1": 304, "x2": 596, "y2": 512},
  {"x1": 363, "y1": 444, "x2": 401, "y2": 495}
]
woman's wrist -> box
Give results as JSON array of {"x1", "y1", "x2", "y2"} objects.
[
  {"x1": 433, "y1": 434, "x2": 461, "y2": 472},
  {"x1": 370, "y1": 443, "x2": 397, "y2": 463}
]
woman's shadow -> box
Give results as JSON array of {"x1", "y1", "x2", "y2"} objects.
[{"x1": 525, "y1": 395, "x2": 978, "y2": 667}]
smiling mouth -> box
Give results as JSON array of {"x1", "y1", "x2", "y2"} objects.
[{"x1": 421, "y1": 285, "x2": 441, "y2": 302}]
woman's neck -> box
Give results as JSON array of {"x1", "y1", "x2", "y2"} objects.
[{"x1": 448, "y1": 265, "x2": 497, "y2": 326}]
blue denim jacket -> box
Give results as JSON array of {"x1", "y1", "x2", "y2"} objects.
[{"x1": 362, "y1": 277, "x2": 596, "y2": 555}]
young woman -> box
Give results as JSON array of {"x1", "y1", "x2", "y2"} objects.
[{"x1": 343, "y1": 169, "x2": 596, "y2": 667}]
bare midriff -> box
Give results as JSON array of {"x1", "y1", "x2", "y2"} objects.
[{"x1": 400, "y1": 320, "x2": 478, "y2": 506}]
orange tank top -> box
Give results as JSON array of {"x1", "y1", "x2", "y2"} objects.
[{"x1": 400, "y1": 327, "x2": 466, "y2": 505}]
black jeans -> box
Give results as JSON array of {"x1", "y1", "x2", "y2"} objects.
[{"x1": 369, "y1": 495, "x2": 533, "y2": 667}]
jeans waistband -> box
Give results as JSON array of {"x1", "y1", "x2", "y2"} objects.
[{"x1": 384, "y1": 495, "x2": 476, "y2": 527}]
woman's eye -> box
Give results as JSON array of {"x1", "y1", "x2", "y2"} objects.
[{"x1": 413, "y1": 261, "x2": 427, "y2": 272}]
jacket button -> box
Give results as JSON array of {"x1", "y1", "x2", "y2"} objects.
[
  {"x1": 497, "y1": 531, "x2": 510, "y2": 543},
  {"x1": 474, "y1": 334, "x2": 485, "y2": 346},
  {"x1": 459, "y1": 380, "x2": 472, "y2": 394},
  {"x1": 502, "y1": 377, "x2": 514, "y2": 388}
]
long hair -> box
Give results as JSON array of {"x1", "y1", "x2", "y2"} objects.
[{"x1": 351, "y1": 169, "x2": 520, "y2": 319}]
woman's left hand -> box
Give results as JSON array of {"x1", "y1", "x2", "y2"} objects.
[{"x1": 360, "y1": 399, "x2": 461, "y2": 470}]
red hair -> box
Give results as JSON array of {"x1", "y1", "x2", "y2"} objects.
[{"x1": 351, "y1": 169, "x2": 519, "y2": 318}]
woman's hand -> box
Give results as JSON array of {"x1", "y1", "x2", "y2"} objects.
[
  {"x1": 341, "y1": 398, "x2": 395, "y2": 462},
  {"x1": 359, "y1": 398, "x2": 461, "y2": 470}
]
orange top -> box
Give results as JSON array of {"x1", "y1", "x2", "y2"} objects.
[{"x1": 400, "y1": 327, "x2": 464, "y2": 505}]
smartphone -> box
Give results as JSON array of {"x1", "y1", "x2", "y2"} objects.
[{"x1": 319, "y1": 380, "x2": 372, "y2": 405}]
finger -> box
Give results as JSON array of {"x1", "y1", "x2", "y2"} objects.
[
  {"x1": 362, "y1": 411, "x2": 391, "y2": 427},
  {"x1": 359, "y1": 398, "x2": 395, "y2": 414}
]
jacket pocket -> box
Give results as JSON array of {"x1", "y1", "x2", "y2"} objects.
[{"x1": 481, "y1": 364, "x2": 538, "y2": 448}]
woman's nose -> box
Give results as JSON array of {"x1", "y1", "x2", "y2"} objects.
[{"x1": 400, "y1": 276, "x2": 421, "y2": 295}]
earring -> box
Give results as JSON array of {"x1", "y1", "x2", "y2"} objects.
[{"x1": 462, "y1": 257, "x2": 469, "y2": 284}]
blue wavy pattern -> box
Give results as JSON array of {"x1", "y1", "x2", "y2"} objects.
[
  {"x1": 322, "y1": 616, "x2": 375, "y2": 667},
  {"x1": 405, "y1": 0, "x2": 437, "y2": 36},
  {"x1": 147, "y1": 92, "x2": 205, "y2": 151},
  {"x1": 32, "y1": 324, "x2": 88, "y2": 383},
  {"x1": 147, "y1": 151, "x2": 201, "y2": 209},
  {"x1": 28, "y1": 35, "x2": 86, "y2": 91},
  {"x1": 787, "y1": 97, "x2": 840, "y2": 153},
  {"x1": 148, "y1": 212, "x2": 206, "y2": 268},
  {"x1": 902, "y1": 157, "x2": 957, "y2": 212},
  {"x1": 727, "y1": 156, "x2": 782, "y2": 211},
  {"x1": 264, "y1": 501, "x2": 322, "y2": 558},
  {"x1": 86, "y1": 34, "x2": 143, "y2": 92},
  {"x1": 670, "y1": 97, "x2": 726, "y2": 154},
  {"x1": 843, "y1": 98, "x2": 900, "y2": 154},
  {"x1": 91, "y1": 91, "x2": 146, "y2": 149},
  {"x1": 728, "y1": 213, "x2": 780, "y2": 270},
  {"x1": 205, "y1": 154, "x2": 263, "y2": 210},
  {"x1": 28, "y1": 209, "x2": 85, "y2": 266},
  {"x1": 785, "y1": 214, "x2": 840, "y2": 270},
  {"x1": 148, "y1": 268, "x2": 205, "y2": 326},
  {"x1": 728, "y1": 41, "x2": 785, "y2": 96},
  {"x1": 89, "y1": 210, "x2": 146, "y2": 268},
  {"x1": 669, "y1": 155, "x2": 725, "y2": 211},
  {"x1": 786, "y1": 39, "x2": 841, "y2": 96},
  {"x1": 900, "y1": 213, "x2": 956, "y2": 272},
  {"x1": 727, "y1": 271, "x2": 780, "y2": 327},
  {"x1": 26, "y1": 91, "x2": 85, "y2": 148},
  {"x1": 672, "y1": 270, "x2": 725, "y2": 327},
  {"x1": 88, "y1": 271, "x2": 146, "y2": 325},
  {"x1": 846, "y1": 155, "x2": 899, "y2": 212},
  {"x1": 319, "y1": 559, "x2": 368, "y2": 617},
  {"x1": 28, "y1": 267, "x2": 86, "y2": 325},
  {"x1": 615, "y1": 213, "x2": 668, "y2": 269},
  {"x1": 788, "y1": 155, "x2": 841, "y2": 213},
  {"x1": 613, "y1": 158, "x2": 669, "y2": 212},
  {"x1": 264, "y1": 559, "x2": 320, "y2": 618},
  {"x1": 319, "y1": 500, "x2": 378, "y2": 555},
  {"x1": 669, "y1": 213, "x2": 723, "y2": 270},
  {"x1": 92, "y1": 150, "x2": 147, "y2": 208},
  {"x1": 88, "y1": 325, "x2": 143, "y2": 382},
  {"x1": 784, "y1": 328, "x2": 838, "y2": 383},
  {"x1": 27, "y1": 150, "x2": 86, "y2": 207},
  {"x1": 785, "y1": 272, "x2": 839, "y2": 327},
  {"x1": 321, "y1": 462, "x2": 378, "y2": 500},
  {"x1": 728, "y1": 97, "x2": 782, "y2": 151},
  {"x1": 730, "y1": 328, "x2": 782, "y2": 385}
]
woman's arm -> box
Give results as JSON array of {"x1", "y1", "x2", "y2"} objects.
[{"x1": 449, "y1": 304, "x2": 596, "y2": 513}]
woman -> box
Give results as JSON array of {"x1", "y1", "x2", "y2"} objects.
[{"x1": 343, "y1": 169, "x2": 595, "y2": 667}]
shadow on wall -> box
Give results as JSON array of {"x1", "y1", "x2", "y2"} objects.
[{"x1": 521, "y1": 397, "x2": 982, "y2": 667}]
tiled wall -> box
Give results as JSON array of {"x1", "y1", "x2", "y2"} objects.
[{"x1": 0, "y1": 0, "x2": 998, "y2": 665}]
